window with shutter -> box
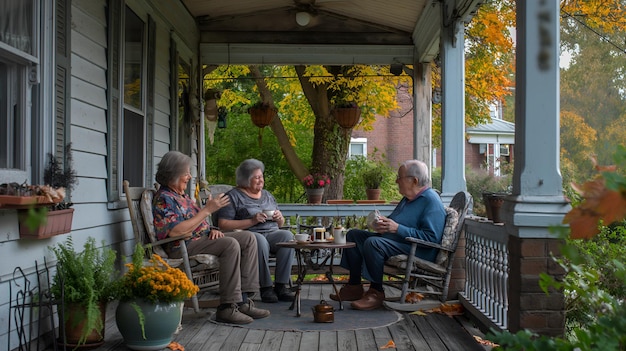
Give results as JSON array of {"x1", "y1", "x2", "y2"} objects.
[
  {"x1": 107, "y1": 3, "x2": 155, "y2": 202},
  {"x1": 0, "y1": 0, "x2": 66, "y2": 184}
]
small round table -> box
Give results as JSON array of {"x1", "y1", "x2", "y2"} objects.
[{"x1": 277, "y1": 240, "x2": 356, "y2": 317}]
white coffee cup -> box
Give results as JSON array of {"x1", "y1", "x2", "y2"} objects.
[
  {"x1": 295, "y1": 233, "x2": 309, "y2": 242},
  {"x1": 263, "y1": 209, "x2": 275, "y2": 218}
]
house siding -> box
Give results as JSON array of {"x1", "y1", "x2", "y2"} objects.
[{"x1": 1, "y1": 1, "x2": 199, "y2": 349}]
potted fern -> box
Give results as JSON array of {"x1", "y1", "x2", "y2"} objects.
[{"x1": 50, "y1": 237, "x2": 117, "y2": 348}]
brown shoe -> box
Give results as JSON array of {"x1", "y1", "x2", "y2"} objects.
[
  {"x1": 351, "y1": 289, "x2": 385, "y2": 310},
  {"x1": 329, "y1": 284, "x2": 364, "y2": 301}
]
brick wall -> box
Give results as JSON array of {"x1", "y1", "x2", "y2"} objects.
[
  {"x1": 507, "y1": 236, "x2": 566, "y2": 336},
  {"x1": 352, "y1": 85, "x2": 414, "y2": 168}
]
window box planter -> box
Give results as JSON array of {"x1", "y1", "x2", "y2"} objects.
[
  {"x1": 18, "y1": 208, "x2": 74, "y2": 239},
  {"x1": 0, "y1": 195, "x2": 61, "y2": 207}
]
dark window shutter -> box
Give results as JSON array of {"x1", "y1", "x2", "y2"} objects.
[
  {"x1": 145, "y1": 15, "x2": 156, "y2": 186},
  {"x1": 55, "y1": 0, "x2": 71, "y2": 165},
  {"x1": 107, "y1": 0, "x2": 122, "y2": 201}
]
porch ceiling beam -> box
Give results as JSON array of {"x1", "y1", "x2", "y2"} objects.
[
  {"x1": 412, "y1": 1, "x2": 441, "y2": 63},
  {"x1": 200, "y1": 44, "x2": 415, "y2": 65}
]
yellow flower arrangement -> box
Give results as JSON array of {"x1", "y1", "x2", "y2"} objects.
[{"x1": 117, "y1": 244, "x2": 199, "y2": 304}]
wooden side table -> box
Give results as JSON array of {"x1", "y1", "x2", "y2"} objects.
[{"x1": 277, "y1": 241, "x2": 356, "y2": 317}]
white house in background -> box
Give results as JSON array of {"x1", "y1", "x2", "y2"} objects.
[{"x1": 466, "y1": 118, "x2": 515, "y2": 176}]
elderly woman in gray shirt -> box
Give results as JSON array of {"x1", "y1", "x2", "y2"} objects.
[{"x1": 216, "y1": 159, "x2": 295, "y2": 303}]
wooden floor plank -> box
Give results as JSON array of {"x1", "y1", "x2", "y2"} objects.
[
  {"x1": 388, "y1": 317, "x2": 419, "y2": 351},
  {"x1": 202, "y1": 324, "x2": 234, "y2": 351},
  {"x1": 259, "y1": 330, "x2": 284, "y2": 350},
  {"x1": 299, "y1": 330, "x2": 320, "y2": 351},
  {"x1": 242, "y1": 328, "x2": 266, "y2": 344},
  {"x1": 319, "y1": 330, "x2": 338, "y2": 351},
  {"x1": 426, "y1": 313, "x2": 485, "y2": 351},
  {"x1": 406, "y1": 314, "x2": 448, "y2": 351},
  {"x1": 355, "y1": 328, "x2": 378, "y2": 350},
  {"x1": 220, "y1": 327, "x2": 250, "y2": 350},
  {"x1": 278, "y1": 331, "x2": 303, "y2": 351},
  {"x1": 337, "y1": 329, "x2": 358, "y2": 351},
  {"x1": 372, "y1": 326, "x2": 394, "y2": 349}
]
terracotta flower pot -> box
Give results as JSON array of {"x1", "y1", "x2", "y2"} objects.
[
  {"x1": 305, "y1": 188, "x2": 324, "y2": 204},
  {"x1": 331, "y1": 107, "x2": 361, "y2": 128}
]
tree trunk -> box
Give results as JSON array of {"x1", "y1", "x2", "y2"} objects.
[
  {"x1": 249, "y1": 65, "x2": 353, "y2": 200},
  {"x1": 249, "y1": 66, "x2": 308, "y2": 181},
  {"x1": 296, "y1": 65, "x2": 351, "y2": 200}
]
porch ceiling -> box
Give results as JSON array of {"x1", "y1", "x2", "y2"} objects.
[{"x1": 180, "y1": 0, "x2": 482, "y2": 65}]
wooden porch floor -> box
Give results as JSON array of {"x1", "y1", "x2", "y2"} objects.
[{"x1": 83, "y1": 284, "x2": 488, "y2": 351}]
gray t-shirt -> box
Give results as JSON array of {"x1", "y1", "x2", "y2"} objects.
[{"x1": 216, "y1": 188, "x2": 279, "y2": 233}]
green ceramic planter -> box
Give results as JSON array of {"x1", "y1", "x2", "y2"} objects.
[{"x1": 115, "y1": 299, "x2": 183, "y2": 351}]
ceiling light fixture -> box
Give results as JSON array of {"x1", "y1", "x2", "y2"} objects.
[{"x1": 296, "y1": 11, "x2": 312, "y2": 27}]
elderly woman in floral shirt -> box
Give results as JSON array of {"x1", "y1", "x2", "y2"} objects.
[{"x1": 152, "y1": 151, "x2": 269, "y2": 325}]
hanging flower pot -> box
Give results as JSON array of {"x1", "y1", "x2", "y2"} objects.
[
  {"x1": 248, "y1": 103, "x2": 277, "y2": 128},
  {"x1": 331, "y1": 105, "x2": 361, "y2": 129}
]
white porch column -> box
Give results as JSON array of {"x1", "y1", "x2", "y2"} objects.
[
  {"x1": 413, "y1": 62, "x2": 432, "y2": 174},
  {"x1": 504, "y1": 0, "x2": 569, "y2": 336},
  {"x1": 505, "y1": 0, "x2": 570, "y2": 235},
  {"x1": 440, "y1": 18, "x2": 467, "y2": 204}
]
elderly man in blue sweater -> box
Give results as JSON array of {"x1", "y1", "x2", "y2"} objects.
[{"x1": 331, "y1": 160, "x2": 446, "y2": 310}]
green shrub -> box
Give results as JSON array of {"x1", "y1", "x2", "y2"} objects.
[
  {"x1": 343, "y1": 152, "x2": 398, "y2": 201},
  {"x1": 466, "y1": 167, "x2": 511, "y2": 216}
]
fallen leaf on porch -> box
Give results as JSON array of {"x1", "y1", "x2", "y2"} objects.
[
  {"x1": 167, "y1": 341, "x2": 185, "y2": 351},
  {"x1": 380, "y1": 340, "x2": 396, "y2": 349},
  {"x1": 311, "y1": 274, "x2": 327, "y2": 281},
  {"x1": 437, "y1": 302, "x2": 464, "y2": 316},
  {"x1": 409, "y1": 302, "x2": 464, "y2": 316},
  {"x1": 404, "y1": 292, "x2": 424, "y2": 303},
  {"x1": 473, "y1": 335, "x2": 498, "y2": 347}
]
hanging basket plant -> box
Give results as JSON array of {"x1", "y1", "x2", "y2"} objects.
[
  {"x1": 331, "y1": 103, "x2": 361, "y2": 129},
  {"x1": 248, "y1": 103, "x2": 277, "y2": 128}
]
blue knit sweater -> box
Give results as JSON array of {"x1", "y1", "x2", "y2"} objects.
[{"x1": 387, "y1": 187, "x2": 446, "y2": 260}]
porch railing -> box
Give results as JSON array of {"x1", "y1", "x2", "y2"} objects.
[
  {"x1": 279, "y1": 203, "x2": 396, "y2": 228},
  {"x1": 460, "y1": 218, "x2": 509, "y2": 330}
]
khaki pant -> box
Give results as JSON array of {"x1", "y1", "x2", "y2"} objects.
[{"x1": 173, "y1": 230, "x2": 259, "y2": 304}]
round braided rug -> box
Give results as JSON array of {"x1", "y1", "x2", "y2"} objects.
[{"x1": 209, "y1": 298, "x2": 402, "y2": 331}]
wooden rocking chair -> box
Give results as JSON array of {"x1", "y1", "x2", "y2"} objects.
[
  {"x1": 383, "y1": 191, "x2": 471, "y2": 311},
  {"x1": 123, "y1": 180, "x2": 220, "y2": 313}
]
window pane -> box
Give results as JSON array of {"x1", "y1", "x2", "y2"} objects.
[
  {"x1": 124, "y1": 7, "x2": 144, "y2": 109},
  {"x1": 0, "y1": 60, "x2": 24, "y2": 169},
  {"x1": 123, "y1": 109, "x2": 144, "y2": 186},
  {"x1": 0, "y1": 0, "x2": 34, "y2": 54},
  {"x1": 177, "y1": 60, "x2": 191, "y2": 154},
  {"x1": 350, "y1": 143, "x2": 364, "y2": 156}
]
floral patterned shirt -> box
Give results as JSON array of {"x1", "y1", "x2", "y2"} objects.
[{"x1": 153, "y1": 186, "x2": 209, "y2": 252}]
